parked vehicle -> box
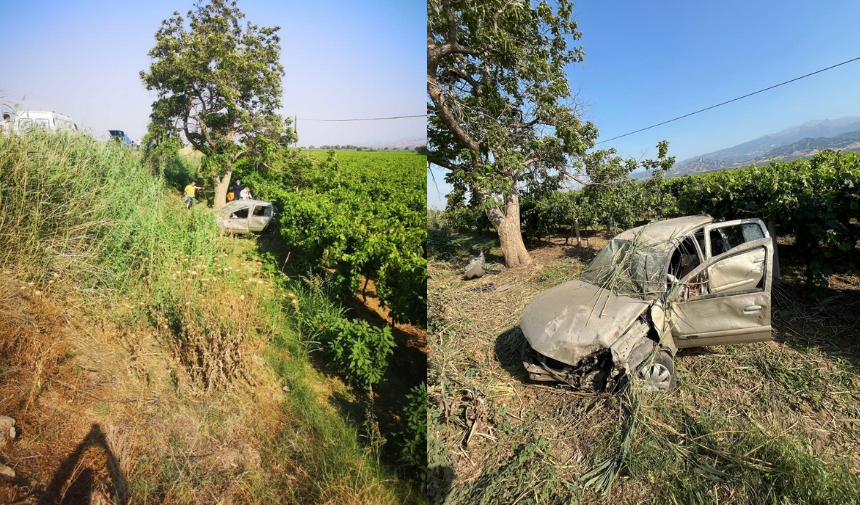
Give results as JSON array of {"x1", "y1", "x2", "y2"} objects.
[
  {"x1": 520, "y1": 215, "x2": 773, "y2": 392},
  {"x1": 13, "y1": 110, "x2": 78, "y2": 133},
  {"x1": 109, "y1": 130, "x2": 132, "y2": 146},
  {"x1": 216, "y1": 200, "x2": 275, "y2": 234}
]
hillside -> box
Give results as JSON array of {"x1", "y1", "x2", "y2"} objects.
[
  {"x1": 0, "y1": 132, "x2": 425, "y2": 504},
  {"x1": 672, "y1": 116, "x2": 860, "y2": 175},
  {"x1": 758, "y1": 129, "x2": 860, "y2": 160},
  {"x1": 368, "y1": 138, "x2": 427, "y2": 150}
]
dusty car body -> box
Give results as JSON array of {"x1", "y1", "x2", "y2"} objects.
[
  {"x1": 216, "y1": 200, "x2": 275, "y2": 234},
  {"x1": 521, "y1": 215, "x2": 773, "y2": 391}
]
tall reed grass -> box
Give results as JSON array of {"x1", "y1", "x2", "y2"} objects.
[{"x1": 0, "y1": 130, "x2": 215, "y2": 299}]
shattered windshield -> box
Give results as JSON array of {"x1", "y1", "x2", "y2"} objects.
[{"x1": 581, "y1": 239, "x2": 668, "y2": 299}]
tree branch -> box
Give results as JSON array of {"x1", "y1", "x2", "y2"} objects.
[
  {"x1": 441, "y1": 0, "x2": 458, "y2": 42},
  {"x1": 427, "y1": 153, "x2": 457, "y2": 171},
  {"x1": 565, "y1": 173, "x2": 613, "y2": 188},
  {"x1": 427, "y1": 76, "x2": 481, "y2": 154},
  {"x1": 444, "y1": 67, "x2": 484, "y2": 96}
]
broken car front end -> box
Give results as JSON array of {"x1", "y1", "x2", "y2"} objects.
[{"x1": 518, "y1": 271, "x2": 671, "y2": 392}]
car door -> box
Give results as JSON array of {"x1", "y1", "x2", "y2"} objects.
[
  {"x1": 247, "y1": 204, "x2": 271, "y2": 232},
  {"x1": 668, "y1": 219, "x2": 773, "y2": 348},
  {"x1": 222, "y1": 206, "x2": 250, "y2": 233}
]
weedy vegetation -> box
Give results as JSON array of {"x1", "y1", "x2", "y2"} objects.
[{"x1": 0, "y1": 131, "x2": 423, "y2": 503}]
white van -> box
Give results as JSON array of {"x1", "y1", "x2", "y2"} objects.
[{"x1": 13, "y1": 111, "x2": 78, "y2": 133}]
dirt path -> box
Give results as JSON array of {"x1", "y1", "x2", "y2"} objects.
[{"x1": 344, "y1": 277, "x2": 427, "y2": 456}]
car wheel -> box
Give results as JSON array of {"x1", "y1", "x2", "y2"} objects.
[{"x1": 635, "y1": 351, "x2": 676, "y2": 392}]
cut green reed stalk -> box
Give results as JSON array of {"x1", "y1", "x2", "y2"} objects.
[{"x1": 581, "y1": 227, "x2": 687, "y2": 495}]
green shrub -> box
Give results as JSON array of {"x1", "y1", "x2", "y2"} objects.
[
  {"x1": 323, "y1": 318, "x2": 395, "y2": 390},
  {"x1": 235, "y1": 149, "x2": 427, "y2": 325},
  {"x1": 672, "y1": 151, "x2": 860, "y2": 293}
]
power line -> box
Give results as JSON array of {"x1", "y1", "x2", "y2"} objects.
[
  {"x1": 296, "y1": 114, "x2": 426, "y2": 122},
  {"x1": 596, "y1": 55, "x2": 860, "y2": 145}
]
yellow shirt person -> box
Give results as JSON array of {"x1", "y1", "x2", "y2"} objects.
[{"x1": 184, "y1": 182, "x2": 198, "y2": 209}]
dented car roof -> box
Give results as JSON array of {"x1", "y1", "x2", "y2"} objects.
[
  {"x1": 613, "y1": 215, "x2": 713, "y2": 252},
  {"x1": 218, "y1": 200, "x2": 272, "y2": 214}
]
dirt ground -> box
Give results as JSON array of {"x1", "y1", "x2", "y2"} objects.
[{"x1": 428, "y1": 231, "x2": 860, "y2": 504}]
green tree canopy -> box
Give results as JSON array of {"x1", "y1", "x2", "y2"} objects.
[
  {"x1": 428, "y1": 0, "x2": 671, "y2": 267},
  {"x1": 428, "y1": 0, "x2": 598, "y2": 266},
  {"x1": 140, "y1": 0, "x2": 295, "y2": 207}
]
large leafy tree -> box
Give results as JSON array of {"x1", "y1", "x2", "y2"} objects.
[
  {"x1": 141, "y1": 0, "x2": 294, "y2": 207},
  {"x1": 428, "y1": 0, "x2": 599, "y2": 267}
]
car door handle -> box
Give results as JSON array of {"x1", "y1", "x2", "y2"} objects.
[{"x1": 744, "y1": 305, "x2": 763, "y2": 313}]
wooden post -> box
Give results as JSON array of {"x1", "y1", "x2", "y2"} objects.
[{"x1": 767, "y1": 216, "x2": 781, "y2": 280}]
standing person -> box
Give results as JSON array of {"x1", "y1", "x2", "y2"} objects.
[
  {"x1": 1, "y1": 114, "x2": 11, "y2": 135},
  {"x1": 240, "y1": 185, "x2": 252, "y2": 200},
  {"x1": 232, "y1": 180, "x2": 243, "y2": 202},
  {"x1": 184, "y1": 181, "x2": 198, "y2": 209}
]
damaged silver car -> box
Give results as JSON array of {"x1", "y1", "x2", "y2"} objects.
[
  {"x1": 216, "y1": 200, "x2": 275, "y2": 234},
  {"x1": 521, "y1": 215, "x2": 773, "y2": 392}
]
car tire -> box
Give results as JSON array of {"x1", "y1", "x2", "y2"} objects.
[{"x1": 635, "y1": 351, "x2": 676, "y2": 392}]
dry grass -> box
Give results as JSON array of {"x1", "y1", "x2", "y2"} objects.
[{"x1": 0, "y1": 267, "x2": 291, "y2": 504}]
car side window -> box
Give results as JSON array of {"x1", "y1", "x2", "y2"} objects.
[
  {"x1": 672, "y1": 235, "x2": 708, "y2": 299},
  {"x1": 707, "y1": 246, "x2": 766, "y2": 295},
  {"x1": 707, "y1": 222, "x2": 765, "y2": 257},
  {"x1": 252, "y1": 206, "x2": 267, "y2": 217},
  {"x1": 668, "y1": 236, "x2": 701, "y2": 281},
  {"x1": 230, "y1": 208, "x2": 249, "y2": 219}
]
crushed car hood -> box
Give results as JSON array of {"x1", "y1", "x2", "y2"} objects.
[{"x1": 520, "y1": 279, "x2": 651, "y2": 366}]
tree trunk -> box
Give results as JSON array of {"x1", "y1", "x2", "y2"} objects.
[
  {"x1": 486, "y1": 190, "x2": 532, "y2": 268},
  {"x1": 213, "y1": 169, "x2": 232, "y2": 209}
]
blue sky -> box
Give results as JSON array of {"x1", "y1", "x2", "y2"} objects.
[
  {"x1": 428, "y1": 0, "x2": 860, "y2": 208},
  {"x1": 0, "y1": 0, "x2": 426, "y2": 147}
]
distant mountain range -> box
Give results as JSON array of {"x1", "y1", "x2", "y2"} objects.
[
  {"x1": 366, "y1": 137, "x2": 427, "y2": 149},
  {"x1": 300, "y1": 137, "x2": 426, "y2": 150},
  {"x1": 670, "y1": 116, "x2": 860, "y2": 176}
]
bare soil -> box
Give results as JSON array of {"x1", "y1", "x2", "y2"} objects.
[
  {"x1": 345, "y1": 277, "x2": 427, "y2": 454},
  {"x1": 255, "y1": 231, "x2": 427, "y2": 468}
]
